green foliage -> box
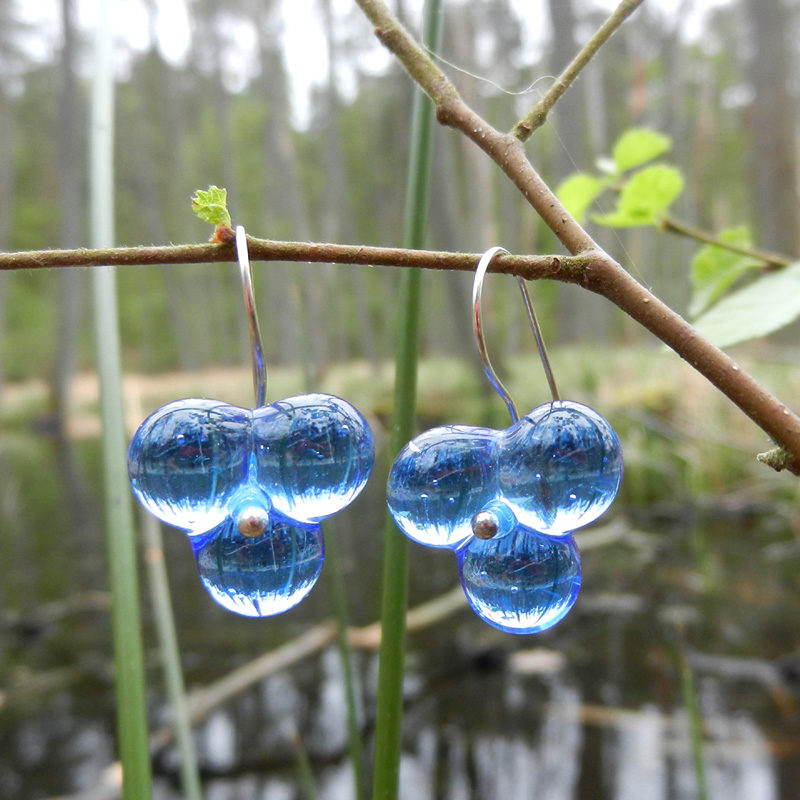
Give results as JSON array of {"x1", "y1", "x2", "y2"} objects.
[
  {"x1": 191, "y1": 185, "x2": 231, "y2": 227},
  {"x1": 555, "y1": 124, "x2": 800, "y2": 349},
  {"x1": 555, "y1": 127, "x2": 684, "y2": 228},
  {"x1": 612, "y1": 128, "x2": 672, "y2": 172},
  {"x1": 592, "y1": 165, "x2": 684, "y2": 227},
  {"x1": 555, "y1": 173, "x2": 605, "y2": 224},
  {"x1": 689, "y1": 226, "x2": 761, "y2": 317},
  {"x1": 693, "y1": 262, "x2": 800, "y2": 348}
]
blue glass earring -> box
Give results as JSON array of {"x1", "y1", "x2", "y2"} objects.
[
  {"x1": 128, "y1": 227, "x2": 374, "y2": 617},
  {"x1": 387, "y1": 247, "x2": 623, "y2": 634}
]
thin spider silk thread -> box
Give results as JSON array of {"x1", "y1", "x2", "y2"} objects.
[
  {"x1": 548, "y1": 123, "x2": 645, "y2": 284},
  {"x1": 423, "y1": 43, "x2": 556, "y2": 97},
  {"x1": 425, "y1": 43, "x2": 646, "y2": 283}
]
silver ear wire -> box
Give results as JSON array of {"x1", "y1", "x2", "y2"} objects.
[
  {"x1": 472, "y1": 247, "x2": 560, "y2": 424},
  {"x1": 235, "y1": 226, "x2": 267, "y2": 408},
  {"x1": 473, "y1": 246, "x2": 519, "y2": 423}
]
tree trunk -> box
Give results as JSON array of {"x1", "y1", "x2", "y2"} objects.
[
  {"x1": 743, "y1": 0, "x2": 799, "y2": 256},
  {"x1": 53, "y1": 0, "x2": 98, "y2": 550}
]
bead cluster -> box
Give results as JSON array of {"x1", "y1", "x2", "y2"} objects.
[
  {"x1": 387, "y1": 400, "x2": 623, "y2": 634},
  {"x1": 128, "y1": 394, "x2": 374, "y2": 617}
]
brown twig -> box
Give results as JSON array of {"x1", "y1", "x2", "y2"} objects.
[
  {"x1": 661, "y1": 216, "x2": 792, "y2": 268},
  {"x1": 0, "y1": 239, "x2": 586, "y2": 281},
  {"x1": 512, "y1": 0, "x2": 646, "y2": 141},
  {"x1": 354, "y1": 0, "x2": 800, "y2": 474}
]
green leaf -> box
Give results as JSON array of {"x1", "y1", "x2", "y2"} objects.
[
  {"x1": 689, "y1": 226, "x2": 761, "y2": 317},
  {"x1": 191, "y1": 185, "x2": 231, "y2": 227},
  {"x1": 555, "y1": 173, "x2": 605, "y2": 224},
  {"x1": 612, "y1": 128, "x2": 672, "y2": 172},
  {"x1": 693, "y1": 261, "x2": 800, "y2": 347},
  {"x1": 592, "y1": 165, "x2": 684, "y2": 227}
]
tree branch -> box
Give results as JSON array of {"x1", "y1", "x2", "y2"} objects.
[
  {"x1": 512, "y1": 0, "x2": 646, "y2": 141},
  {"x1": 352, "y1": 0, "x2": 800, "y2": 473},
  {"x1": 0, "y1": 238, "x2": 586, "y2": 280}
]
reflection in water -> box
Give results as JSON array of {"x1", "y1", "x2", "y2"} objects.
[
  {"x1": 197, "y1": 710, "x2": 238, "y2": 772},
  {"x1": 612, "y1": 706, "x2": 776, "y2": 800},
  {"x1": 308, "y1": 647, "x2": 353, "y2": 757},
  {"x1": 469, "y1": 683, "x2": 581, "y2": 799},
  {"x1": 0, "y1": 429, "x2": 798, "y2": 799},
  {"x1": 0, "y1": 646, "x2": 790, "y2": 799},
  {"x1": 614, "y1": 706, "x2": 666, "y2": 800}
]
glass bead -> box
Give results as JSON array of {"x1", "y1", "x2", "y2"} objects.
[
  {"x1": 387, "y1": 426, "x2": 499, "y2": 549},
  {"x1": 192, "y1": 503, "x2": 324, "y2": 618},
  {"x1": 129, "y1": 394, "x2": 373, "y2": 533},
  {"x1": 500, "y1": 401, "x2": 623, "y2": 535},
  {"x1": 128, "y1": 399, "x2": 250, "y2": 532},
  {"x1": 457, "y1": 526, "x2": 581, "y2": 634},
  {"x1": 253, "y1": 394, "x2": 374, "y2": 523}
]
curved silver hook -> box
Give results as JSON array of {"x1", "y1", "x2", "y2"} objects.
[
  {"x1": 473, "y1": 247, "x2": 519, "y2": 423},
  {"x1": 235, "y1": 226, "x2": 267, "y2": 408},
  {"x1": 472, "y1": 247, "x2": 560, "y2": 424}
]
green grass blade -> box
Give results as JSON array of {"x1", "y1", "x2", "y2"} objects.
[
  {"x1": 90, "y1": 1, "x2": 152, "y2": 795},
  {"x1": 292, "y1": 728, "x2": 319, "y2": 800},
  {"x1": 371, "y1": 2, "x2": 443, "y2": 798},
  {"x1": 679, "y1": 649, "x2": 709, "y2": 800},
  {"x1": 141, "y1": 514, "x2": 202, "y2": 800}
]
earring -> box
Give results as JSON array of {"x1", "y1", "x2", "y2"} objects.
[
  {"x1": 128, "y1": 226, "x2": 374, "y2": 618},
  {"x1": 387, "y1": 247, "x2": 623, "y2": 634}
]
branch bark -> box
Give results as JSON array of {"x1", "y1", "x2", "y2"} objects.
[
  {"x1": 0, "y1": 239, "x2": 587, "y2": 280},
  {"x1": 512, "y1": 0, "x2": 646, "y2": 141},
  {"x1": 352, "y1": 0, "x2": 800, "y2": 473}
]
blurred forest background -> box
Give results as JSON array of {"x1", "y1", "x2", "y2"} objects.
[
  {"x1": 4, "y1": 1, "x2": 800, "y2": 798},
  {"x1": 2, "y1": 0, "x2": 799, "y2": 392}
]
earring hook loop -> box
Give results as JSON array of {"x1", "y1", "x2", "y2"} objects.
[
  {"x1": 235, "y1": 226, "x2": 267, "y2": 408},
  {"x1": 472, "y1": 247, "x2": 560, "y2": 424}
]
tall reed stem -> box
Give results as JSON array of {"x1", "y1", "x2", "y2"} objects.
[
  {"x1": 90, "y1": 1, "x2": 152, "y2": 795},
  {"x1": 371, "y1": 2, "x2": 443, "y2": 797}
]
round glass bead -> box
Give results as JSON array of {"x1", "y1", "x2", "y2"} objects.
[
  {"x1": 128, "y1": 399, "x2": 249, "y2": 533},
  {"x1": 386, "y1": 425, "x2": 499, "y2": 549},
  {"x1": 500, "y1": 400, "x2": 623, "y2": 535},
  {"x1": 253, "y1": 394, "x2": 374, "y2": 523},
  {"x1": 192, "y1": 507, "x2": 324, "y2": 618},
  {"x1": 458, "y1": 527, "x2": 581, "y2": 634}
]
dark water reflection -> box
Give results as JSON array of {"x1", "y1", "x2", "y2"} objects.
[{"x1": 0, "y1": 430, "x2": 799, "y2": 799}]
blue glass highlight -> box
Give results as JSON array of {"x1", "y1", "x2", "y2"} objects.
[
  {"x1": 500, "y1": 401, "x2": 623, "y2": 535},
  {"x1": 128, "y1": 393, "x2": 373, "y2": 617},
  {"x1": 128, "y1": 400, "x2": 250, "y2": 532},
  {"x1": 457, "y1": 527, "x2": 581, "y2": 634},
  {"x1": 254, "y1": 394, "x2": 375, "y2": 523},
  {"x1": 193, "y1": 511, "x2": 324, "y2": 618},
  {"x1": 386, "y1": 426, "x2": 499, "y2": 549}
]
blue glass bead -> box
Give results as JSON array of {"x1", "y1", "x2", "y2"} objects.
[
  {"x1": 457, "y1": 527, "x2": 581, "y2": 634},
  {"x1": 253, "y1": 394, "x2": 374, "y2": 523},
  {"x1": 128, "y1": 400, "x2": 250, "y2": 532},
  {"x1": 386, "y1": 426, "x2": 499, "y2": 549},
  {"x1": 192, "y1": 503, "x2": 324, "y2": 618},
  {"x1": 500, "y1": 401, "x2": 623, "y2": 536}
]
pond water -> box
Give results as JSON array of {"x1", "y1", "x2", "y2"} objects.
[{"x1": 0, "y1": 425, "x2": 799, "y2": 800}]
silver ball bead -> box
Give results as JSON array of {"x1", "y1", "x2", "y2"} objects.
[
  {"x1": 236, "y1": 507, "x2": 269, "y2": 538},
  {"x1": 471, "y1": 510, "x2": 499, "y2": 540}
]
